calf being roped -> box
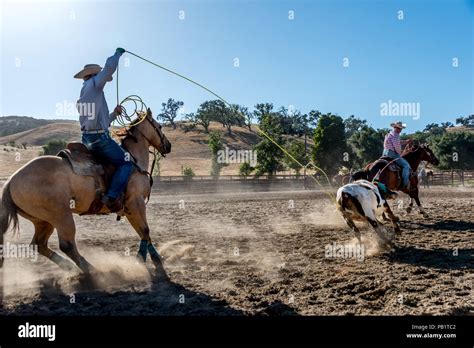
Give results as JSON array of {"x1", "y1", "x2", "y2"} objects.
[{"x1": 336, "y1": 180, "x2": 400, "y2": 247}]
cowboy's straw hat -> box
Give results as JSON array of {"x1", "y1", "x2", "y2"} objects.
[
  {"x1": 74, "y1": 64, "x2": 102, "y2": 79},
  {"x1": 390, "y1": 121, "x2": 406, "y2": 129}
]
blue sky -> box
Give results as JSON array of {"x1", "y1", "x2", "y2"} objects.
[{"x1": 0, "y1": 0, "x2": 472, "y2": 131}]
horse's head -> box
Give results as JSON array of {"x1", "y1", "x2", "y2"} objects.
[
  {"x1": 419, "y1": 143, "x2": 439, "y2": 166},
  {"x1": 134, "y1": 108, "x2": 172, "y2": 156}
]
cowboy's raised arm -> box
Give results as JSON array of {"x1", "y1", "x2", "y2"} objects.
[{"x1": 95, "y1": 48, "x2": 126, "y2": 90}]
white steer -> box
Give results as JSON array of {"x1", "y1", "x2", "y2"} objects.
[{"x1": 336, "y1": 179, "x2": 400, "y2": 246}]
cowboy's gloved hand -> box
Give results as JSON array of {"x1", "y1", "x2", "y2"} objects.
[
  {"x1": 114, "y1": 105, "x2": 124, "y2": 115},
  {"x1": 116, "y1": 47, "x2": 126, "y2": 55}
]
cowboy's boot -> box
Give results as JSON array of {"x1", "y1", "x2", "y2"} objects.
[{"x1": 101, "y1": 193, "x2": 124, "y2": 213}]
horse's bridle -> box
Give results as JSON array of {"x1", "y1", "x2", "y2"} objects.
[
  {"x1": 131, "y1": 115, "x2": 168, "y2": 157},
  {"x1": 119, "y1": 115, "x2": 168, "y2": 203},
  {"x1": 407, "y1": 143, "x2": 437, "y2": 166}
]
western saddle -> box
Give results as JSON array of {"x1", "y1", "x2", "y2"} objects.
[{"x1": 57, "y1": 142, "x2": 124, "y2": 215}]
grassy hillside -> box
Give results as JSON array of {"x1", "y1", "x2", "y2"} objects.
[
  {"x1": 0, "y1": 122, "x2": 81, "y2": 146},
  {"x1": 0, "y1": 116, "x2": 76, "y2": 137},
  {"x1": 0, "y1": 117, "x2": 312, "y2": 178}
]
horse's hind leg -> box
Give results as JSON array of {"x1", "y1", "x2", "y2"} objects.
[
  {"x1": 31, "y1": 220, "x2": 76, "y2": 271},
  {"x1": 342, "y1": 214, "x2": 361, "y2": 244},
  {"x1": 55, "y1": 214, "x2": 95, "y2": 273}
]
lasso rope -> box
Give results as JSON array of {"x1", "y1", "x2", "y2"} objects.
[
  {"x1": 115, "y1": 50, "x2": 336, "y2": 202},
  {"x1": 372, "y1": 144, "x2": 418, "y2": 183}
]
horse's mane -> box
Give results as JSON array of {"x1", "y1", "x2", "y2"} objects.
[
  {"x1": 115, "y1": 112, "x2": 146, "y2": 141},
  {"x1": 402, "y1": 144, "x2": 421, "y2": 161}
]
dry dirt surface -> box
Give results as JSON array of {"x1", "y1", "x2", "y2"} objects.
[{"x1": 0, "y1": 187, "x2": 472, "y2": 315}]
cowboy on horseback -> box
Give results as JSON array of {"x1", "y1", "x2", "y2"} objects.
[
  {"x1": 74, "y1": 47, "x2": 131, "y2": 211},
  {"x1": 383, "y1": 121, "x2": 413, "y2": 190}
]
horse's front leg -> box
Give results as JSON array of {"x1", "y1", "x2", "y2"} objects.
[
  {"x1": 125, "y1": 197, "x2": 168, "y2": 280},
  {"x1": 412, "y1": 190, "x2": 428, "y2": 218}
]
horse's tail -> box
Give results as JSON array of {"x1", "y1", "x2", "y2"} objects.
[
  {"x1": 0, "y1": 181, "x2": 16, "y2": 304},
  {"x1": 0, "y1": 180, "x2": 19, "y2": 246}
]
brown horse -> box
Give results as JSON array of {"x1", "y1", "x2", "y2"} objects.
[
  {"x1": 352, "y1": 143, "x2": 439, "y2": 217},
  {"x1": 0, "y1": 108, "x2": 171, "y2": 278}
]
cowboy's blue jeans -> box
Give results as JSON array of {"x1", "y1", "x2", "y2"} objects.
[
  {"x1": 82, "y1": 132, "x2": 133, "y2": 199},
  {"x1": 383, "y1": 149, "x2": 411, "y2": 187}
]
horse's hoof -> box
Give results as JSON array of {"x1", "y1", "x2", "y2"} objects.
[
  {"x1": 136, "y1": 253, "x2": 147, "y2": 263},
  {"x1": 384, "y1": 241, "x2": 395, "y2": 251},
  {"x1": 153, "y1": 268, "x2": 170, "y2": 282}
]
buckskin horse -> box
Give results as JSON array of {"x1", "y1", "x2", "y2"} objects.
[
  {"x1": 0, "y1": 108, "x2": 171, "y2": 279},
  {"x1": 351, "y1": 143, "x2": 439, "y2": 217}
]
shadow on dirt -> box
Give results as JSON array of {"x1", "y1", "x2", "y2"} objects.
[
  {"x1": 407, "y1": 219, "x2": 474, "y2": 232},
  {"x1": 0, "y1": 269, "x2": 299, "y2": 316},
  {"x1": 387, "y1": 245, "x2": 473, "y2": 270}
]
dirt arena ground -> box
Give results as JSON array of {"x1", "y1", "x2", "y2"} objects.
[{"x1": 0, "y1": 186, "x2": 472, "y2": 315}]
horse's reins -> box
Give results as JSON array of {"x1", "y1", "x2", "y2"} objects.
[
  {"x1": 120, "y1": 115, "x2": 167, "y2": 203},
  {"x1": 114, "y1": 60, "x2": 170, "y2": 203}
]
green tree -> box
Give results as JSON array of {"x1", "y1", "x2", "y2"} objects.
[
  {"x1": 223, "y1": 103, "x2": 246, "y2": 134},
  {"x1": 189, "y1": 102, "x2": 212, "y2": 132},
  {"x1": 208, "y1": 131, "x2": 225, "y2": 178},
  {"x1": 455, "y1": 114, "x2": 474, "y2": 127},
  {"x1": 423, "y1": 123, "x2": 445, "y2": 137},
  {"x1": 239, "y1": 162, "x2": 254, "y2": 176},
  {"x1": 254, "y1": 111, "x2": 286, "y2": 176},
  {"x1": 344, "y1": 115, "x2": 367, "y2": 139},
  {"x1": 237, "y1": 105, "x2": 253, "y2": 131},
  {"x1": 157, "y1": 98, "x2": 184, "y2": 129},
  {"x1": 347, "y1": 126, "x2": 384, "y2": 168},
  {"x1": 284, "y1": 140, "x2": 308, "y2": 175},
  {"x1": 253, "y1": 103, "x2": 274, "y2": 123},
  {"x1": 42, "y1": 139, "x2": 67, "y2": 155},
  {"x1": 312, "y1": 114, "x2": 347, "y2": 175},
  {"x1": 306, "y1": 110, "x2": 321, "y2": 130},
  {"x1": 182, "y1": 166, "x2": 195, "y2": 179},
  {"x1": 432, "y1": 131, "x2": 474, "y2": 170},
  {"x1": 152, "y1": 155, "x2": 162, "y2": 176}
]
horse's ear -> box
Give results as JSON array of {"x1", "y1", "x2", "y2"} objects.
[{"x1": 147, "y1": 107, "x2": 152, "y2": 118}]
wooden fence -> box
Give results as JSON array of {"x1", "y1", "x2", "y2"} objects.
[{"x1": 153, "y1": 170, "x2": 474, "y2": 189}]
